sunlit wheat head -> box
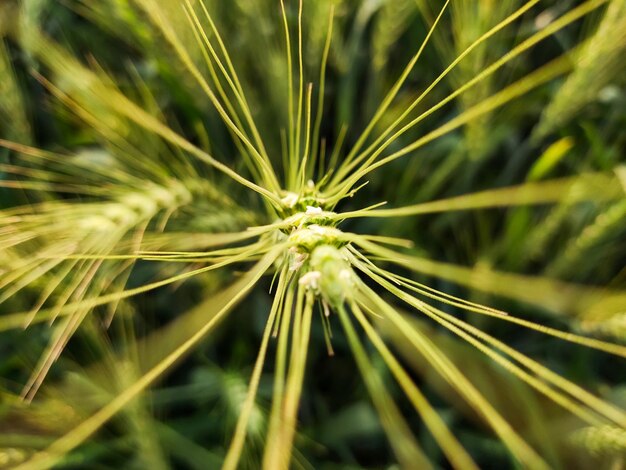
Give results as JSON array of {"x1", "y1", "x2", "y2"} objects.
[{"x1": 1, "y1": 0, "x2": 625, "y2": 468}]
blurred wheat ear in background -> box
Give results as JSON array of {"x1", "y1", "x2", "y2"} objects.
[{"x1": 0, "y1": 0, "x2": 625, "y2": 469}]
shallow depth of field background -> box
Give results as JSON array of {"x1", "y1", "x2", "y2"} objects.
[{"x1": 1, "y1": 0, "x2": 625, "y2": 468}]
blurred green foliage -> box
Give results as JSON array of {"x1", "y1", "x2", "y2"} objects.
[{"x1": 1, "y1": 0, "x2": 625, "y2": 468}]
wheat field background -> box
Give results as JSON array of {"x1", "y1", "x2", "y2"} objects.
[{"x1": 0, "y1": 0, "x2": 625, "y2": 468}]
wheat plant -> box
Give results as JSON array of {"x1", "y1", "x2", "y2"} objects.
[{"x1": 1, "y1": 0, "x2": 625, "y2": 468}]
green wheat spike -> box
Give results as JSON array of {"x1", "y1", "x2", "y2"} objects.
[
  {"x1": 0, "y1": 0, "x2": 625, "y2": 469},
  {"x1": 572, "y1": 425, "x2": 626, "y2": 457},
  {"x1": 535, "y1": 0, "x2": 626, "y2": 138},
  {"x1": 372, "y1": 0, "x2": 416, "y2": 72},
  {"x1": 548, "y1": 199, "x2": 626, "y2": 279}
]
